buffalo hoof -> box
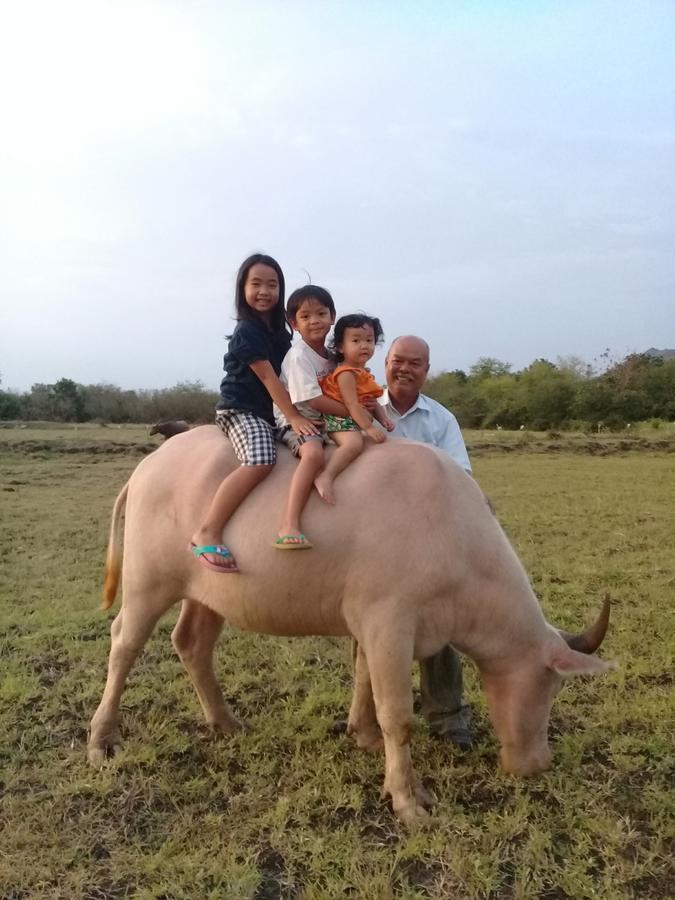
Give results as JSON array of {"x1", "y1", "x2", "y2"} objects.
[
  {"x1": 209, "y1": 715, "x2": 248, "y2": 735},
  {"x1": 397, "y1": 801, "x2": 430, "y2": 826},
  {"x1": 389, "y1": 790, "x2": 432, "y2": 826},
  {"x1": 347, "y1": 721, "x2": 384, "y2": 752},
  {"x1": 87, "y1": 729, "x2": 122, "y2": 767},
  {"x1": 383, "y1": 777, "x2": 435, "y2": 826},
  {"x1": 329, "y1": 717, "x2": 348, "y2": 736},
  {"x1": 413, "y1": 778, "x2": 435, "y2": 809}
]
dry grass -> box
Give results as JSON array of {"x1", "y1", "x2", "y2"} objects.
[{"x1": 0, "y1": 428, "x2": 673, "y2": 898}]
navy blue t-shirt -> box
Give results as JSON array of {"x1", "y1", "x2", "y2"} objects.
[{"x1": 217, "y1": 320, "x2": 292, "y2": 425}]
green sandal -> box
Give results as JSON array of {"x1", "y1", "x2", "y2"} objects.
[{"x1": 273, "y1": 534, "x2": 313, "y2": 550}]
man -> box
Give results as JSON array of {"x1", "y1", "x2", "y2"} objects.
[{"x1": 379, "y1": 335, "x2": 474, "y2": 750}]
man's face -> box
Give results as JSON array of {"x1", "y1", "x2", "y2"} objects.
[{"x1": 385, "y1": 337, "x2": 430, "y2": 398}]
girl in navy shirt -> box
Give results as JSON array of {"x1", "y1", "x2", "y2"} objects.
[{"x1": 190, "y1": 254, "x2": 317, "y2": 572}]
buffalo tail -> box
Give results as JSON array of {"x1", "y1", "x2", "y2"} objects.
[{"x1": 101, "y1": 483, "x2": 128, "y2": 609}]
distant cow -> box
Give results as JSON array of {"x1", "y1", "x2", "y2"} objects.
[
  {"x1": 149, "y1": 420, "x2": 190, "y2": 440},
  {"x1": 89, "y1": 427, "x2": 615, "y2": 824}
]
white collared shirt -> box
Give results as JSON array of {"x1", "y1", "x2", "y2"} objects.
[{"x1": 379, "y1": 388, "x2": 472, "y2": 473}]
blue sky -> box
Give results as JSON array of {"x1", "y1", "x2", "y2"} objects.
[{"x1": 1, "y1": 0, "x2": 673, "y2": 391}]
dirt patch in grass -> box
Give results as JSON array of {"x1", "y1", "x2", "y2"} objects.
[
  {"x1": 0, "y1": 438, "x2": 156, "y2": 457},
  {"x1": 468, "y1": 436, "x2": 675, "y2": 456}
]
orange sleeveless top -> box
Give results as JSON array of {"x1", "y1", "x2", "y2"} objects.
[{"x1": 319, "y1": 365, "x2": 384, "y2": 403}]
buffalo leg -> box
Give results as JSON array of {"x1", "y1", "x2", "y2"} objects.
[
  {"x1": 171, "y1": 599, "x2": 244, "y2": 733},
  {"x1": 361, "y1": 622, "x2": 434, "y2": 824},
  {"x1": 88, "y1": 602, "x2": 165, "y2": 765},
  {"x1": 346, "y1": 640, "x2": 383, "y2": 751}
]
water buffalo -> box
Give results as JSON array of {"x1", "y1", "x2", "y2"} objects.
[
  {"x1": 149, "y1": 420, "x2": 190, "y2": 440},
  {"x1": 88, "y1": 425, "x2": 615, "y2": 824}
]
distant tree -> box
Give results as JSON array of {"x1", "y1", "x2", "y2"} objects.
[
  {"x1": 53, "y1": 378, "x2": 87, "y2": 422},
  {"x1": 643, "y1": 358, "x2": 675, "y2": 419},
  {"x1": 424, "y1": 370, "x2": 482, "y2": 427},
  {"x1": 604, "y1": 353, "x2": 652, "y2": 391},
  {"x1": 476, "y1": 373, "x2": 523, "y2": 428},
  {"x1": 516, "y1": 360, "x2": 576, "y2": 429},
  {"x1": 148, "y1": 381, "x2": 218, "y2": 423},
  {"x1": 26, "y1": 383, "x2": 57, "y2": 420},
  {"x1": 82, "y1": 383, "x2": 128, "y2": 423},
  {"x1": 572, "y1": 379, "x2": 613, "y2": 425},
  {"x1": 556, "y1": 355, "x2": 594, "y2": 379},
  {"x1": 0, "y1": 388, "x2": 22, "y2": 419},
  {"x1": 424, "y1": 370, "x2": 468, "y2": 409},
  {"x1": 469, "y1": 357, "x2": 512, "y2": 381}
]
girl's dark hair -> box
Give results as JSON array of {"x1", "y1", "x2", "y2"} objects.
[
  {"x1": 329, "y1": 314, "x2": 384, "y2": 363},
  {"x1": 234, "y1": 253, "x2": 290, "y2": 335},
  {"x1": 286, "y1": 285, "x2": 336, "y2": 322}
]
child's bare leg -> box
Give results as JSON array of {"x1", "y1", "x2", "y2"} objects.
[
  {"x1": 314, "y1": 431, "x2": 363, "y2": 505},
  {"x1": 278, "y1": 440, "x2": 324, "y2": 542},
  {"x1": 191, "y1": 464, "x2": 273, "y2": 569}
]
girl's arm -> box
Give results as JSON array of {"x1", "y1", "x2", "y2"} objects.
[
  {"x1": 250, "y1": 360, "x2": 319, "y2": 436},
  {"x1": 336, "y1": 371, "x2": 385, "y2": 443}
]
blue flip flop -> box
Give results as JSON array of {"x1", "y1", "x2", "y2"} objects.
[{"x1": 189, "y1": 542, "x2": 239, "y2": 573}]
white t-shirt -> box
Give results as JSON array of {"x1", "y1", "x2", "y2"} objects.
[
  {"x1": 379, "y1": 388, "x2": 472, "y2": 473},
  {"x1": 275, "y1": 338, "x2": 336, "y2": 427}
]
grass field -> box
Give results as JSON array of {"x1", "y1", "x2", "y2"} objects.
[{"x1": 1, "y1": 427, "x2": 673, "y2": 899}]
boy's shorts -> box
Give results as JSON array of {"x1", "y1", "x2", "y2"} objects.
[
  {"x1": 323, "y1": 414, "x2": 359, "y2": 433},
  {"x1": 215, "y1": 410, "x2": 277, "y2": 466},
  {"x1": 278, "y1": 422, "x2": 329, "y2": 458}
]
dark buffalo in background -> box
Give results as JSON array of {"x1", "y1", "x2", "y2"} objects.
[{"x1": 149, "y1": 420, "x2": 190, "y2": 440}]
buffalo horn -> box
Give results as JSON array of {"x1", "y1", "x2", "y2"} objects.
[{"x1": 560, "y1": 596, "x2": 611, "y2": 654}]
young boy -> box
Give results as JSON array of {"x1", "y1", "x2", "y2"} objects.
[{"x1": 274, "y1": 285, "x2": 349, "y2": 549}]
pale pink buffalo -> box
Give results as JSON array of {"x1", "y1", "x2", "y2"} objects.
[{"x1": 88, "y1": 426, "x2": 615, "y2": 824}]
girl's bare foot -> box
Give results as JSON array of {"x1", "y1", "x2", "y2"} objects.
[{"x1": 313, "y1": 471, "x2": 336, "y2": 505}]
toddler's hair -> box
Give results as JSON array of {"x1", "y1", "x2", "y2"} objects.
[
  {"x1": 234, "y1": 253, "x2": 290, "y2": 335},
  {"x1": 329, "y1": 314, "x2": 384, "y2": 363},
  {"x1": 286, "y1": 285, "x2": 336, "y2": 322}
]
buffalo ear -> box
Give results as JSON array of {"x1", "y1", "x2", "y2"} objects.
[{"x1": 545, "y1": 640, "x2": 617, "y2": 677}]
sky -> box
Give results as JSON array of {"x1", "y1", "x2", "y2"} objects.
[{"x1": 1, "y1": 0, "x2": 673, "y2": 392}]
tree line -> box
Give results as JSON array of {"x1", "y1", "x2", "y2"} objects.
[
  {"x1": 0, "y1": 379, "x2": 218, "y2": 425},
  {"x1": 0, "y1": 352, "x2": 673, "y2": 430},
  {"x1": 424, "y1": 352, "x2": 675, "y2": 430}
]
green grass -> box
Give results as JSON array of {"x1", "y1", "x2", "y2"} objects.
[{"x1": 0, "y1": 432, "x2": 673, "y2": 898}]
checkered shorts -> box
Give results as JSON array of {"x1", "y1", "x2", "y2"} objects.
[{"x1": 215, "y1": 410, "x2": 277, "y2": 466}]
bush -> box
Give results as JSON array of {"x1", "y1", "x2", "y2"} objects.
[{"x1": 0, "y1": 391, "x2": 22, "y2": 420}]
